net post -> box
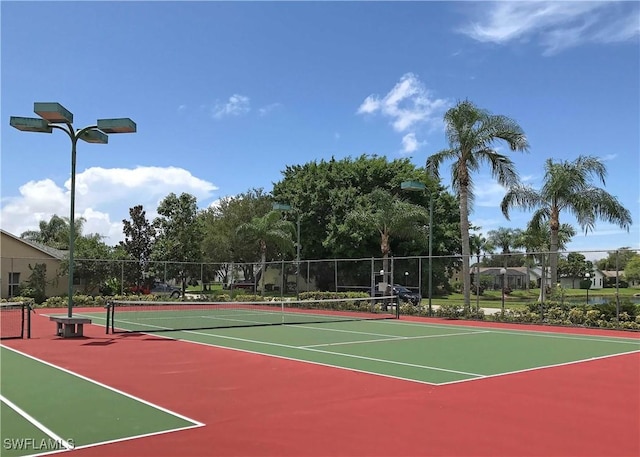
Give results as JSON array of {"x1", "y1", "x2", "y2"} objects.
[
  {"x1": 26, "y1": 303, "x2": 32, "y2": 338},
  {"x1": 105, "y1": 301, "x2": 111, "y2": 334},
  {"x1": 20, "y1": 302, "x2": 25, "y2": 339}
]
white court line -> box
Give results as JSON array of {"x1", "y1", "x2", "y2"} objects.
[
  {"x1": 301, "y1": 330, "x2": 491, "y2": 348},
  {"x1": 438, "y1": 349, "x2": 640, "y2": 386},
  {"x1": 0, "y1": 395, "x2": 73, "y2": 450},
  {"x1": 0, "y1": 345, "x2": 205, "y2": 457},
  {"x1": 106, "y1": 317, "x2": 485, "y2": 378},
  {"x1": 65, "y1": 311, "x2": 640, "y2": 387},
  {"x1": 377, "y1": 319, "x2": 640, "y2": 345}
]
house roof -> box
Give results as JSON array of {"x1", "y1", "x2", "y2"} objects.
[
  {"x1": 473, "y1": 266, "x2": 539, "y2": 277},
  {"x1": 601, "y1": 270, "x2": 625, "y2": 278},
  {"x1": 1, "y1": 229, "x2": 67, "y2": 260}
]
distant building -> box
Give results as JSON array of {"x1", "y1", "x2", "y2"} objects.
[{"x1": 0, "y1": 229, "x2": 68, "y2": 299}]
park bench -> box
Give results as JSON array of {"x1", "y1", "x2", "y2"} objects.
[{"x1": 50, "y1": 316, "x2": 92, "y2": 338}]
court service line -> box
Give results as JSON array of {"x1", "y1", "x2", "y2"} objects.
[
  {"x1": 376, "y1": 319, "x2": 640, "y2": 345},
  {"x1": 301, "y1": 330, "x2": 491, "y2": 348},
  {"x1": 437, "y1": 348, "x2": 640, "y2": 386},
  {"x1": 107, "y1": 317, "x2": 485, "y2": 378},
  {"x1": 0, "y1": 395, "x2": 73, "y2": 450}
]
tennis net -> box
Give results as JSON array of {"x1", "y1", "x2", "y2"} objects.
[
  {"x1": 106, "y1": 296, "x2": 399, "y2": 334},
  {"x1": 0, "y1": 302, "x2": 32, "y2": 339}
]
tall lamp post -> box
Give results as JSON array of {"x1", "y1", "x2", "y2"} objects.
[
  {"x1": 500, "y1": 267, "x2": 507, "y2": 317},
  {"x1": 584, "y1": 272, "x2": 591, "y2": 304},
  {"x1": 273, "y1": 202, "x2": 301, "y2": 300},
  {"x1": 10, "y1": 102, "x2": 136, "y2": 318},
  {"x1": 401, "y1": 181, "x2": 433, "y2": 316}
]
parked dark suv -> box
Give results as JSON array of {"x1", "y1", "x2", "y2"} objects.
[{"x1": 392, "y1": 285, "x2": 422, "y2": 305}]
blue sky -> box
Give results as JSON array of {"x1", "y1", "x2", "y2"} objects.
[{"x1": 2, "y1": 1, "x2": 639, "y2": 260}]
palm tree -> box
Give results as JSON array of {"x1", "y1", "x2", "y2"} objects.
[
  {"x1": 501, "y1": 156, "x2": 632, "y2": 286},
  {"x1": 487, "y1": 227, "x2": 523, "y2": 268},
  {"x1": 426, "y1": 100, "x2": 529, "y2": 308},
  {"x1": 21, "y1": 215, "x2": 85, "y2": 249},
  {"x1": 346, "y1": 188, "x2": 430, "y2": 287},
  {"x1": 236, "y1": 211, "x2": 296, "y2": 296}
]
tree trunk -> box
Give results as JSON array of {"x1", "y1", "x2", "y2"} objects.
[
  {"x1": 549, "y1": 207, "x2": 560, "y2": 287},
  {"x1": 459, "y1": 185, "x2": 471, "y2": 309}
]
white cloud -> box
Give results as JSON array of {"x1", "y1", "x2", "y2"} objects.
[
  {"x1": 401, "y1": 133, "x2": 423, "y2": 154},
  {"x1": 1, "y1": 166, "x2": 218, "y2": 246},
  {"x1": 258, "y1": 103, "x2": 282, "y2": 116},
  {"x1": 357, "y1": 73, "x2": 450, "y2": 154},
  {"x1": 213, "y1": 94, "x2": 251, "y2": 119},
  {"x1": 357, "y1": 73, "x2": 449, "y2": 133},
  {"x1": 459, "y1": 1, "x2": 639, "y2": 55}
]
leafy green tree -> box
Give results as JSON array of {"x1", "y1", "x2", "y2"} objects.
[
  {"x1": 273, "y1": 155, "x2": 432, "y2": 260},
  {"x1": 558, "y1": 252, "x2": 592, "y2": 288},
  {"x1": 67, "y1": 233, "x2": 115, "y2": 294},
  {"x1": 22, "y1": 263, "x2": 47, "y2": 304},
  {"x1": 152, "y1": 193, "x2": 204, "y2": 293},
  {"x1": 344, "y1": 188, "x2": 431, "y2": 283},
  {"x1": 236, "y1": 211, "x2": 295, "y2": 295},
  {"x1": 426, "y1": 100, "x2": 529, "y2": 308},
  {"x1": 596, "y1": 248, "x2": 638, "y2": 271},
  {"x1": 199, "y1": 188, "x2": 272, "y2": 284},
  {"x1": 625, "y1": 256, "x2": 640, "y2": 284},
  {"x1": 501, "y1": 156, "x2": 632, "y2": 286},
  {"x1": 121, "y1": 205, "x2": 156, "y2": 288}
]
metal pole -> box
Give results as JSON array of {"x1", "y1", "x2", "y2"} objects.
[
  {"x1": 67, "y1": 136, "x2": 78, "y2": 318},
  {"x1": 296, "y1": 214, "x2": 301, "y2": 300},
  {"x1": 501, "y1": 274, "x2": 505, "y2": 316},
  {"x1": 476, "y1": 254, "x2": 480, "y2": 312},
  {"x1": 615, "y1": 250, "x2": 620, "y2": 322},
  {"x1": 418, "y1": 257, "x2": 422, "y2": 304},
  {"x1": 428, "y1": 197, "x2": 433, "y2": 316}
]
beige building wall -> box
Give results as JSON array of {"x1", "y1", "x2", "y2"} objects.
[{"x1": 0, "y1": 231, "x2": 68, "y2": 299}]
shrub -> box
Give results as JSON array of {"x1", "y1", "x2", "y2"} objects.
[{"x1": 436, "y1": 304, "x2": 464, "y2": 319}]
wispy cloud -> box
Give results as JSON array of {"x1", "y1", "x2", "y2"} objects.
[
  {"x1": 213, "y1": 94, "x2": 251, "y2": 119},
  {"x1": 357, "y1": 73, "x2": 449, "y2": 153},
  {"x1": 459, "y1": 1, "x2": 639, "y2": 55},
  {"x1": 258, "y1": 102, "x2": 282, "y2": 117}
]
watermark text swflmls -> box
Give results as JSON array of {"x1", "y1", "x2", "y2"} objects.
[{"x1": 3, "y1": 438, "x2": 75, "y2": 451}]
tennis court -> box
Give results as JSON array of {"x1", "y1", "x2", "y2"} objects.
[
  {"x1": 75, "y1": 302, "x2": 640, "y2": 385},
  {"x1": 2, "y1": 301, "x2": 639, "y2": 456}
]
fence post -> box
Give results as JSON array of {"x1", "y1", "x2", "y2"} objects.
[{"x1": 615, "y1": 250, "x2": 620, "y2": 323}]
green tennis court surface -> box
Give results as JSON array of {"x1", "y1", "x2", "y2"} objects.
[
  {"x1": 78, "y1": 309, "x2": 640, "y2": 385},
  {"x1": 0, "y1": 346, "x2": 202, "y2": 457}
]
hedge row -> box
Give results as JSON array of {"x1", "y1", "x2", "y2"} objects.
[{"x1": 414, "y1": 300, "x2": 640, "y2": 330}]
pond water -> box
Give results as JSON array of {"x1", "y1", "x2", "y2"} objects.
[{"x1": 566, "y1": 296, "x2": 640, "y2": 305}]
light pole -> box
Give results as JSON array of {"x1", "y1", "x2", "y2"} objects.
[
  {"x1": 10, "y1": 103, "x2": 136, "y2": 318},
  {"x1": 273, "y1": 202, "x2": 301, "y2": 299},
  {"x1": 500, "y1": 267, "x2": 507, "y2": 317},
  {"x1": 585, "y1": 272, "x2": 591, "y2": 304},
  {"x1": 404, "y1": 271, "x2": 409, "y2": 286},
  {"x1": 401, "y1": 181, "x2": 433, "y2": 316}
]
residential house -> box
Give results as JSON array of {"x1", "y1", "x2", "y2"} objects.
[
  {"x1": 471, "y1": 266, "x2": 541, "y2": 290},
  {"x1": 0, "y1": 229, "x2": 68, "y2": 299},
  {"x1": 558, "y1": 269, "x2": 605, "y2": 290}
]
